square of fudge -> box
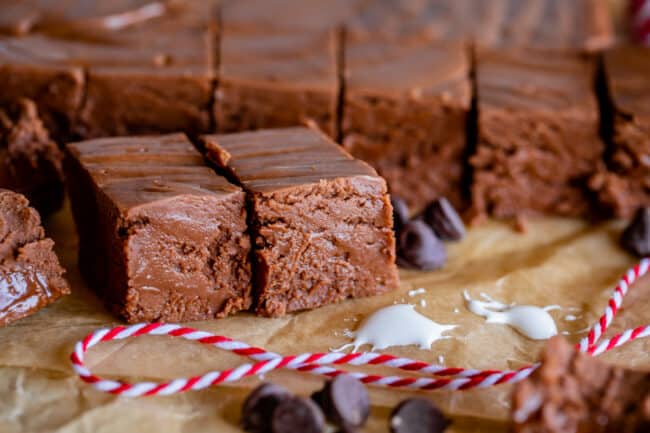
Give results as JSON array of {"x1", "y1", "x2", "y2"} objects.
[
  {"x1": 73, "y1": 21, "x2": 215, "y2": 138},
  {"x1": 0, "y1": 189, "x2": 69, "y2": 326},
  {"x1": 0, "y1": 35, "x2": 84, "y2": 140},
  {"x1": 215, "y1": 28, "x2": 339, "y2": 137},
  {"x1": 471, "y1": 48, "x2": 603, "y2": 220},
  {"x1": 203, "y1": 127, "x2": 399, "y2": 317},
  {"x1": 589, "y1": 46, "x2": 650, "y2": 218},
  {"x1": 342, "y1": 36, "x2": 471, "y2": 211},
  {"x1": 0, "y1": 98, "x2": 64, "y2": 216},
  {"x1": 65, "y1": 134, "x2": 251, "y2": 323}
]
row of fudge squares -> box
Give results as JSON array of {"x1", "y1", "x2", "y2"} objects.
[
  {"x1": 3, "y1": 28, "x2": 648, "y2": 221},
  {"x1": 65, "y1": 128, "x2": 399, "y2": 323}
]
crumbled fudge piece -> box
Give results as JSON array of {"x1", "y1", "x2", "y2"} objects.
[
  {"x1": 590, "y1": 46, "x2": 650, "y2": 218},
  {"x1": 342, "y1": 36, "x2": 471, "y2": 212},
  {"x1": 216, "y1": 28, "x2": 339, "y2": 138},
  {"x1": 512, "y1": 336, "x2": 650, "y2": 433},
  {"x1": 471, "y1": 48, "x2": 603, "y2": 220},
  {"x1": 65, "y1": 133, "x2": 251, "y2": 323},
  {"x1": 0, "y1": 99, "x2": 64, "y2": 216},
  {"x1": 203, "y1": 127, "x2": 399, "y2": 317},
  {"x1": 0, "y1": 189, "x2": 69, "y2": 326}
]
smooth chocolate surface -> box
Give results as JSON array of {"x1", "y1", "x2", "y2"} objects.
[
  {"x1": 590, "y1": 46, "x2": 650, "y2": 218},
  {"x1": 512, "y1": 337, "x2": 650, "y2": 433},
  {"x1": 65, "y1": 133, "x2": 251, "y2": 323},
  {"x1": 0, "y1": 99, "x2": 64, "y2": 216},
  {"x1": 343, "y1": 36, "x2": 470, "y2": 211},
  {"x1": 203, "y1": 127, "x2": 399, "y2": 317},
  {"x1": 471, "y1": 48, "x2": 603, "y2": 220},
  {"x1": 0, "y1": 188, "x2": 69, "y2": 327},
  {"x1": 216, "y1": 29, "x2": 338, "y2": 137},
  {"x1": 346, "y1": 0, "x2": 613, "y2": 51}
]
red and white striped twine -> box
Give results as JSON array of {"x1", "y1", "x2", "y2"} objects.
[{"x1": 70, "y1": 258, "x2": 650, "y2": 397}]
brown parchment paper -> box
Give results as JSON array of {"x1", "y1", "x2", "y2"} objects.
[{"x1": 1, "y1": 200, "x2": 649, "y2": 433}]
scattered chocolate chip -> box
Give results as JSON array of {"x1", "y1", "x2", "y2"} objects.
[
  {"x1": 311, "y1": 375, "x2": 370, "y2": 428},
  {"x1": 271, "y1": 396, "x2": 325, "y2": 433},
  {"x1": 621, "y1": 207, "x2": 650, "y2": 257},
  {"x1": 389, "y1": 398, "x2": 450, "y2": 433},
  {"x1": 241, "y1": 383, "x2": 292, "y2": 433},
  {"x1": 391, "y1": 196, "x2": 410, "y2": 233},
  {"x1": 397, "y1": 220, "x2": 447, "y2": 270},
  {"x1": 421, "y1": 197, "x2": 466, "y2": 241}
]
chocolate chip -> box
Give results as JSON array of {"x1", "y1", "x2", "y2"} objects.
[
  {"x1": 389, "y1": 398, "x2": 450, "y2": 433},
  {"x1": 621, "y1": 207, "x2": 650, "y2": 257},
  {"x1": 397, "y1": 220, "x2": 447, "y2": 270},
  {"x1": 241, "y1": 383, "x2": 292, "y2": 433},
  {"x1": 391, "y1": 196, "x2": 410, "y2": 233},
  {"x1": 271, "y1": 396, "x2": 325, "y2": 433},
  {"x1": 311, "y1": 375, "x2": 370, "y2": 428},
  {"x1": 422, "y1": 197, "x2": 465, "y2": 241}
]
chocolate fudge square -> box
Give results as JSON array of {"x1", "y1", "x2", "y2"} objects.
[
  {"x1": 471, "y1": 48, "x2": 603, "y2": 220},
  {"x1": 0, "y1": 189, "x2": 69, "y2": 327},
  {"x1": 589, "y1": 46, "x2": 650, "y2": 218},
  {"x1": 74, "y1": 19, "x2": 215, "y2": 139},
  {"x1": 65, "y1": 134, "x2": 251, "y2": 323},
  {"x1": 0, "y1": 35, "x2": 84, "y2": 140},
  {"x1": 342, "y1": 36, "x2": 470, "y2": 211},
  {"x1": 512, "y1": 337, "x2": 649, "y2": 432},
  {"x1": 203, "y1": 127, "x2": 399, "y2": 317},
  {"x1": 0, "y1": 99, "x2": 64, "y2": 216},
  {"x1": 216, "y1": 29, "x2": 338, "y2": 137}
]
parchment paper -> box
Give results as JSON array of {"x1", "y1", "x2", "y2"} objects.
[{"x1": 1, "y1": 199, "x2": 649, "y2": 433}]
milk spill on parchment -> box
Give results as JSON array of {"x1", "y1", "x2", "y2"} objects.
[
  {"x1": 463, "y1": 291, "x2": 558, "y2": 340},
  {"x1": 332, "y1": 304, "x2": 457, "y2": 352}
]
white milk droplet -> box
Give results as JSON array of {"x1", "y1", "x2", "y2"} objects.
[
  {"x1": 332, "y1": 304, "x2": 456, "y2": 352},
  {"x1": 408, "y1": 288, "x2": 426, "y2": 297},
  {"x1": 419, "y1": 299, "x2": 427, "y2": 307},
  {"x1": 463, "y1": 291, "x2": 558, "y2": 340},
  {"x1": 437, "y1": 355, "x2": 445, "y2": 364},
  {"x1": 564, "y1": 314, "x2": 580, "y2": 321}
]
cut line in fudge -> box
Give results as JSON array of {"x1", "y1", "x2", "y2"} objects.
[
  {"x1": 0, "y1": 188, "x2": 70, "y2": 327},
  {"x1": 589, "y1": 46, "x2": 650, "y2": 218},
  {"x1": 64, "y1": 133, "x2": 252, "y2": 323},
  {"x1": 202, "y1": 127, "x2": 399, "y2": 317}
]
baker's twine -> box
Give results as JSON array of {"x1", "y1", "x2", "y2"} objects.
[{"x1": 70, "y1": 259, "x2": 650, "y2": 396}]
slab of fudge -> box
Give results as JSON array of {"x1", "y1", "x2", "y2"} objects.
[
  {"x1": 202, "y1": 127, "x2": 399, "y2": 317},
  {"x1": 73, "y1": 16, "x2": 216, "y2": 139},
  {"x1": 344, "y1": 0, "x2": 613, "y2": 52},
  {"x1": 589, "y1": 46, "x2": 650, "y2": 218},
  {"x1": 342, "y1": 36, "x2": 471, "y2": 211},
  {"x1": 0, "y1": 35, "x2": 85, "y2": 140},
  {"x1": 65, "y1": 134, "x2": 251, "y2": 323},
  {"x1": 512, "y1": 337, "x2": 650, "y2": 432},
  {"x1": 221, "y1": 0, "x2": 362, "y2": 33},
  {"x1": 216, "y1": 28, "x2": 339, "y2": 138},
  {"x1": 470, "y1": 48, "x2": 603, "y2": 220},
  {"x1": 0, "y1": 189, "x2": 69, "y2": 327},
  {"x1": 0, "y1": 99, "x2": 64, "y2": 217}
]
